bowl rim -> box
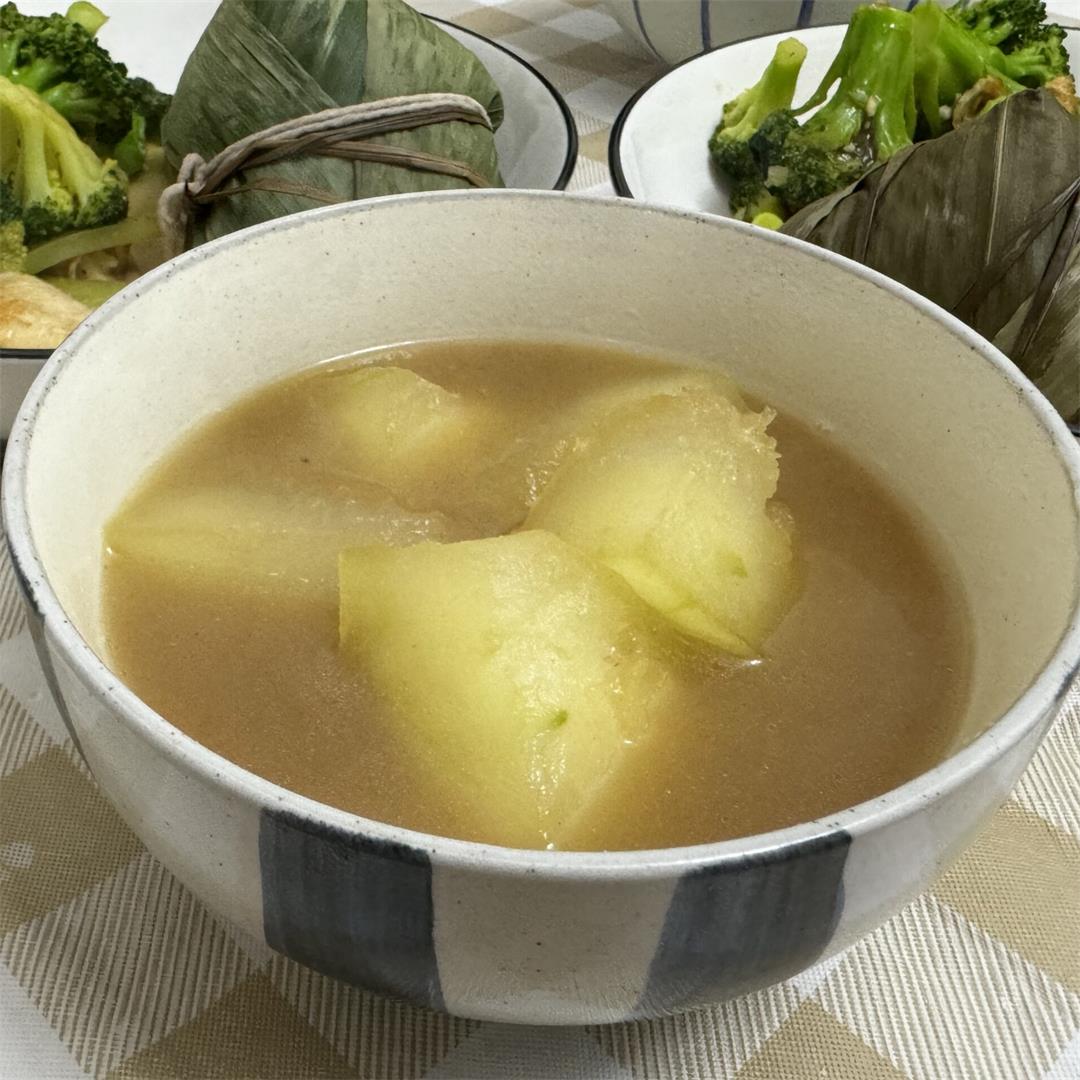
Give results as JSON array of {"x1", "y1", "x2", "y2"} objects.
[{"x1": 4, "y1": 188, "x2": 1080, "y2": 879}]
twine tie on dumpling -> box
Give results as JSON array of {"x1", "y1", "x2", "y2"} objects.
[{"x1": 158, "y1": 92, "x2": 494, "y2": 255}]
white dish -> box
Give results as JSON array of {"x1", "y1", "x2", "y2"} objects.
[
  {"x1": 603, "y1": 1, "x2": 1080, "y2": 66},
  {"x1": 15, "y1": 0, "x2": 577, "y2": 193},
  {"x1": 609, "y1": 23, "x2": 1080, "y2": 216},
  {"x1": 0, "y1": 1, "x2": 578, "y2": 436},
  {"x1": 603, "y1": 0, "x2": 872, "y2": 66}
]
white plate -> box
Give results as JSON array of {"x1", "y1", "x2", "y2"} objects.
[
  {"x1": 15, "y1": 0, "x2": 577, "y2": 192},
  {"x1": 0, "y1": 3, "x2": 578, "y2": 432},
  {"x1": 610, "y1": 22, "x2": 1080, "y2": 216}
]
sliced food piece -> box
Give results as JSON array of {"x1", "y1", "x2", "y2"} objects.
[
  {"x1": 526, "y1": 389, "x2": 797, "y2": 655},
  {"x1": 316, "y1": 364, "x2": 506, "y2": 515},
  {"x1": 0, "y1": 271, "x2": 89, "y2": 348},
  {"x1": 477, "y1": 363, "x2": 747, "y2": 518},
  {"x1": 106, "y1": 486, "x2": 450, "y2": 601},
  {"x1": 338, "y1": 529, "x2": 676, "y2": 849}
]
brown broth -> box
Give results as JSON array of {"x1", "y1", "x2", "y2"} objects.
[{"x1": 102, "y1": 341, "x2": 971, "y2": 850}]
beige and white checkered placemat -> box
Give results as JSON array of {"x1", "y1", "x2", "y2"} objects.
[{"x1": 3, "y1": 1, "x2": 1080, "y2": 1076}]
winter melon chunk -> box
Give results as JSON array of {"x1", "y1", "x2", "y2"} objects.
[
  {"x1": 338, "y1": 530, "x2": 675, "y2": 849},
  {"x1": 526, "y1": 390, "x2": 797, "y2": 655},
  {"x1": 106, "y1": 487, "x2": 450, "y2": 602},
  {"x1": 324, "y1": 366, "x2": 497, "y2": 495}
]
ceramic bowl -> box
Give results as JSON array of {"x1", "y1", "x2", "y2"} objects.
[
  {"x1": 4, "y1": 191, "x2": 1080, "y2": 1025},
  {"x1": 603, "y1": 0, "x2": 887, "y2": 65}
]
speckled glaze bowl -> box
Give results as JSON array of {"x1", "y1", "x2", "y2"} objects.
[
  {"x1": 602, "y1": 0, "x2": 891, "y2": 65},
  {"x1": 4, "y1": 191, "x2": 1079, "y2": 1025}
]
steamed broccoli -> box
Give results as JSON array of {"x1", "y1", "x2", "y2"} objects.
[
  {"x1": 0, "y1": 1, "x2": 170, "y2": 175},
  {"x1": 708, "y1": 37, "x2": 807, "y2": 216},
  {"x1": 0, "y1": 178, "x2": 27, "y2": 271},
  {"x1": 0, "y1": 75, "x2": 127, "y2": 242},
  {"x1": 711, "y1": 7, "x2": 916, "y2": 220},
  {"x1": 913, "y1": 1, "x2": 1071, "y2": 133},
  {"x1": 755, "y1": 110, "x2": 866, "y2": 213},
  {"x1": 126, "y1": 75, "x2": 170, "y2": 139},
  {"x1": 949, "y1": 0, "x2": 1068, "y2": 63},
  {"x1": 709, "y1": 0, "x2": 1075, "y2": 222}
]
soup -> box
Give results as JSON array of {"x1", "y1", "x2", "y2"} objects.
[{"x1": 102, "y1": 341, "x2": 970, "y2": 851}]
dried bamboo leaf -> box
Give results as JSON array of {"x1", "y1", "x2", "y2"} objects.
[
  {"x1": 1000, "y1": 242, "x2": 1080, "y2": 423},
  {"x1": 350, "y1": 0, "x2": 503, "y2": 199},
  {"x1": 782, "y1": 90, "x2": 1080, "y2": 420},
  {"x1": 161, "y1": 0, "x2": 503, "y2": 247}
]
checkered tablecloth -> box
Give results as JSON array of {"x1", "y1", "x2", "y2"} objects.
[{"x1": 3, "y1": 1, "x2": 1080, "y2": 1077}]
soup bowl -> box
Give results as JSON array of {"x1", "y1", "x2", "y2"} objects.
[
  {"x1": 602, "y1": 0, "x2": 935, "y2": 66},
  {"x1": 4, "y1": 191, "x2": 1079, "y2": 1025}
]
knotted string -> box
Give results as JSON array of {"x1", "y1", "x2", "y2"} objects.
[{"x1": 158, "y1": 92, "x2": 494, "y2": 254}]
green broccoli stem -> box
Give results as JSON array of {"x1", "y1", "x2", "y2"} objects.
[
  {"x1": 113, "y1": 112, "x2": 146, "y2": 176},
  {"x1": 795, "y1": 4, "x2": 916, "y2": 163},
  {"x1": 24, "y1": 212, "x2": 157, "y2": 274},
  {"x1": 6, "y1": 53, "x2": 66, "y2": 92},
  {"x1": 39, "y1": 80, "x2": 105, "y2": 127},
  {"x1": 710, "y1": 38, "x2": 807, "y2": 189},
  {"x1": 912, "y1": 2, "x2": 1023, "y2": 135},
  {"x1": 722, "y1": 37, "x2": 808, "y2": 139},
  {"x1": 65, "y1": 2, "x2": 107, "y2": 37}
]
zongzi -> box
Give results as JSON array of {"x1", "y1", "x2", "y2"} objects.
[
  {"x1": 161, "y1": 0, "x2": 504, "y2": 249},
  {"x1": 782, "y1": 89, "x2": 1080, "y2": 424}
]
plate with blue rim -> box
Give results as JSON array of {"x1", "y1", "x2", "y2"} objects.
[
  {"x1": 0, "y1": 1, "x2": 578, "y2": 439},
  {"x1": 609, "y1": 19, "x2": 1079, "y2": 213}
]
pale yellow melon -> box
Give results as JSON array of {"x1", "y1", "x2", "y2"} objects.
[
  {"x1": 526, "y1": 390, "x2": 796, "y2": 655},
  {"x1": 106, "y1": 487, "x2": 450, "y2": 601},
  {"x1": 323, "y1": 366, "x2": 498, "y2": 497},
  {"x1": 338, "y1": 530, "x2": 675, "y2": 849},
  {"x1": 476, "y1": 364, "x2": 747, "y2": 522}
]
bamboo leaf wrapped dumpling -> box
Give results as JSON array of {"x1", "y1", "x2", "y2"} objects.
[
  {"x1": 161, "y1": 0, "x2": 503, "y2": 247},
  {"x1": 782, "y1": 89, "x2": 1080, "y2": 424}
]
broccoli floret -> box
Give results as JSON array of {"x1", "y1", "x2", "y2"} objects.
[
  {"x1": 714, "y1": 7, "x2": 916, "y2": 220},
  {"x1": 914, "y1": 2, "x2": 1069, "y2": 133},
  {"x1": 795, "y1": 5, "x2": 917, "y2": 163},
  {"x1": 912, "y1": 2, "x2": 1030, "y2": 133},
  {"x1": 126, "y1": 75, "x2": 170, "y2": 140},
  {"x1": 709, "y1": 0, "x2": 1072, "y2": 222},
  {"x1": 743, "y1": 108, "x2": 865, "y2": 215},
  {"x1": 948, "y1": 0, "x2": 1045, "y2": 49},
  {"x1": 0, "y1": 177, "x2": 26, "y2": 271},
  {"x1": 728, "y1": 177, "x2": 785, "y2": 223},
  {"x1": 999, "y1": 22, "x2": 1070, "y2": 86},
  {"x1": 0, "y1": 2, "x2": 171, "y2": 172},
  {"x1": 0, "y1": 219, "x2": 26, "y2": 270},
  {"x1": 0, "y1": 74, "x2": 127, "y2": 242},
  {"x1": 709, "y1": 38, "x2": 808, "y2": 184}
]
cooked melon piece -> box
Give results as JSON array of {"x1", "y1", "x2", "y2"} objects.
[
  {"x1": 338, "y1": 530, "x2": 675, "y2": 849},
  {"x1": 322, "y1": 366, "x2": 497, "y2": 495},
  {"x1": 574, "y1": 365, "x2": 745, "y2": 422},
  {"x1": 526, "y1": 390, "x2": 796, "y2": 655},
  {"x1": 475, "y1": 364, "x2": 747, "y2": 521},
  {"x1": 106, "y1": 487, "x2": 450, "y2": 601}
]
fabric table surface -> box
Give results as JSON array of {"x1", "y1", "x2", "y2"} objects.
[{"x1": 2, "y1": 0, "x2": 1080, "y2": 1076}]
